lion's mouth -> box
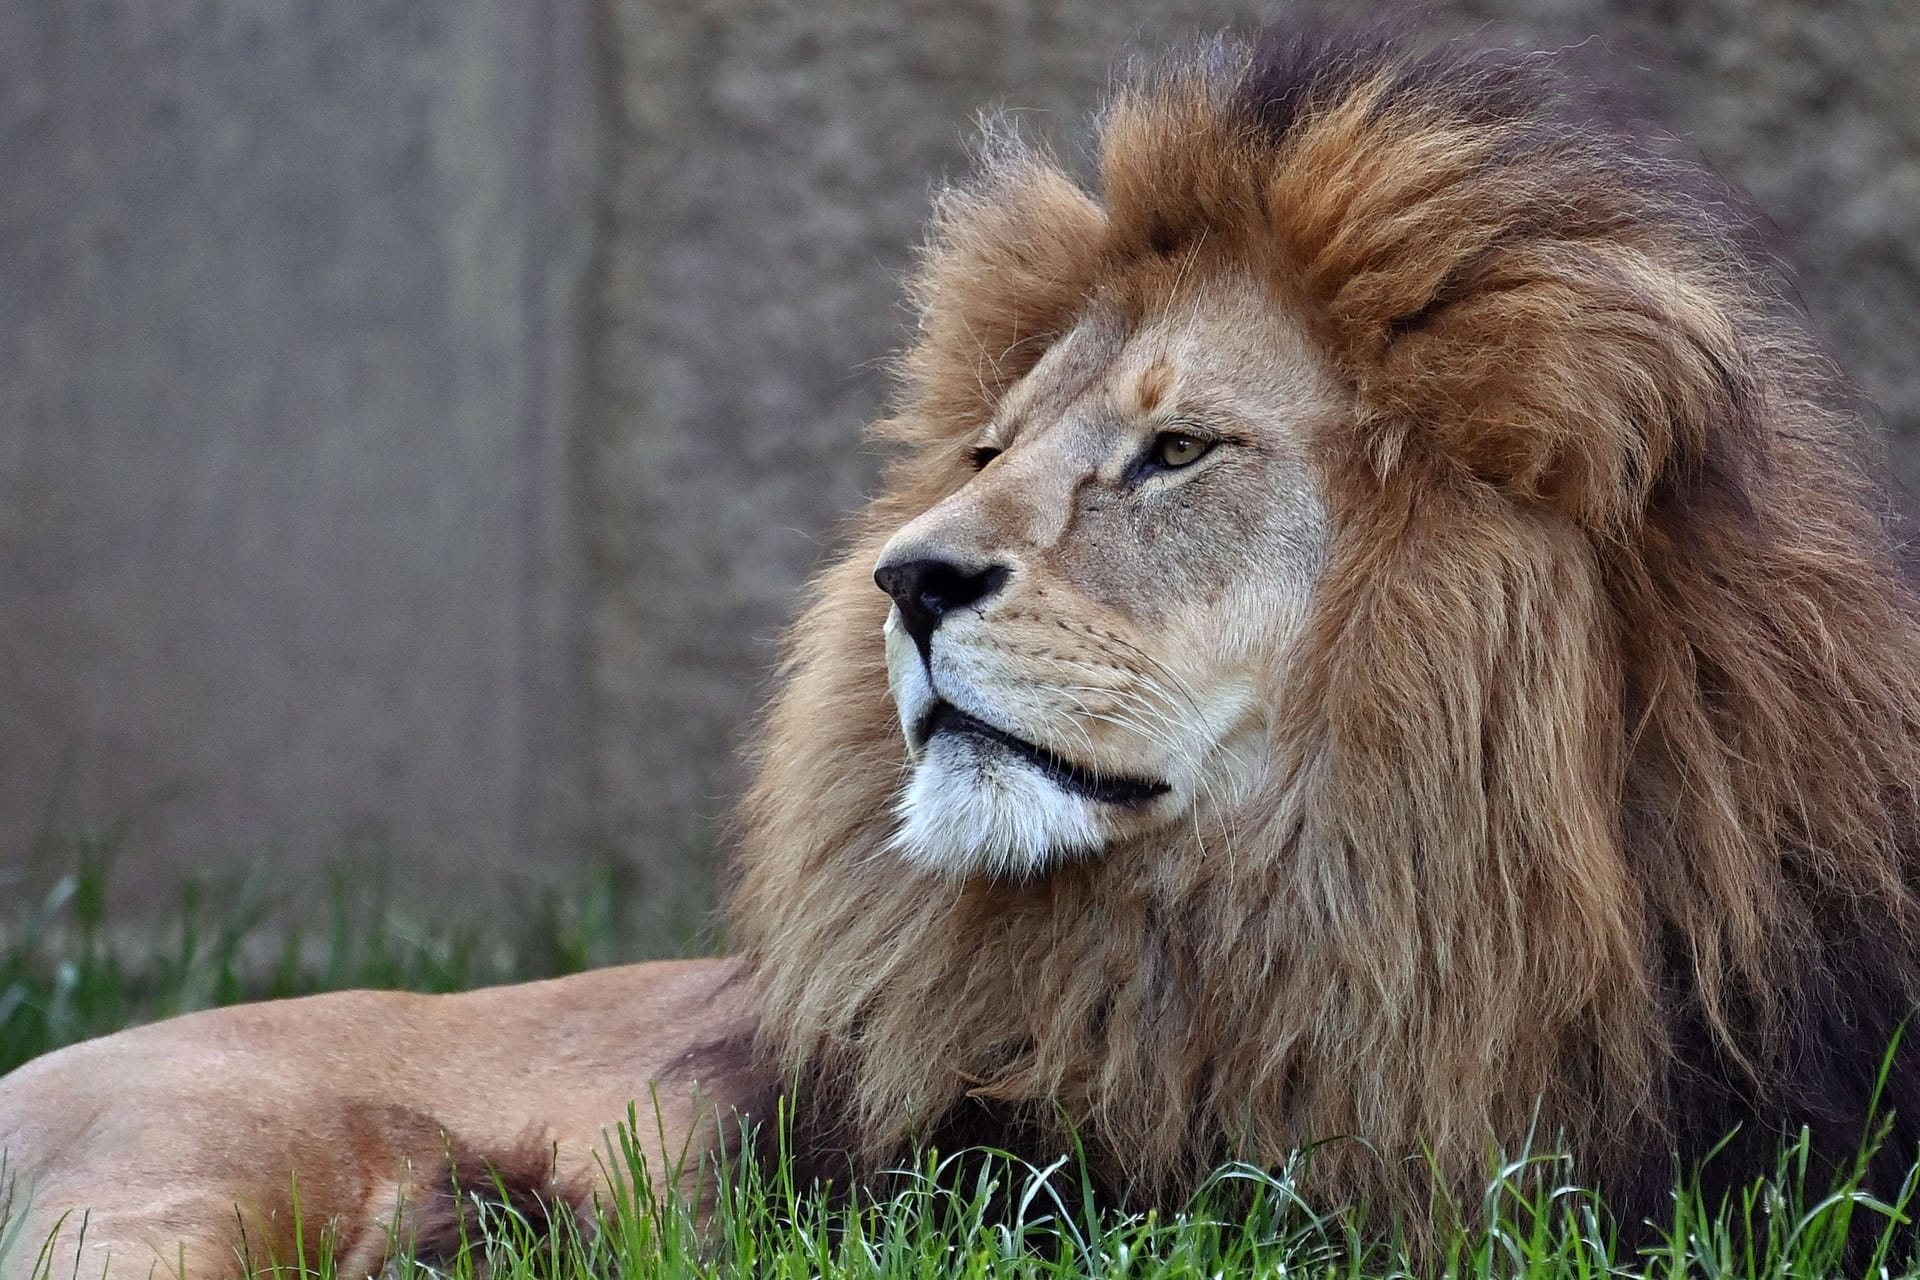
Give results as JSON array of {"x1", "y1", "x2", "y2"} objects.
[{"x1": 916, "y1": 701, "x2": 1170, "y2": 807}]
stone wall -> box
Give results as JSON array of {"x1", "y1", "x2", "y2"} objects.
[
  {"x1": 5, "y1": 1, "x2": 1914, "y2": 925},
  {"x1": 0, "y1": 3, "x2": 595, "y2": 905}
]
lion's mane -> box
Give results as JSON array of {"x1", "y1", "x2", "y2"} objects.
[{"x1": 722, "y1": 19, "x2": 1920, "y2": 1224}]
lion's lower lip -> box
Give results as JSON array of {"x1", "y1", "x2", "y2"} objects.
[{"x1": 918, "y1": 700, "x2": 1170, "y2": 806}]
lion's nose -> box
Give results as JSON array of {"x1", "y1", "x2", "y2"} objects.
[{"x1": 873, "y1": 556, "x2": 1009, "y2": 658}]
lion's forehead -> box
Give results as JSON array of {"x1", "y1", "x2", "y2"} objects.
[{"x1": 991, "y1": 272, "x2": 1343, "y2": 454}]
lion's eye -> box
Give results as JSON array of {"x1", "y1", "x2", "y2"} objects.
[
  {"x1": 967, "y1": 445, "x2": 1003, "y2": 471},
  {"x1": 1153, "y1": 432, "x2": 1212, "y2": 469}
]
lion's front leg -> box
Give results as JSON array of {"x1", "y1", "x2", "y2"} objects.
[{"x1": 0, "y1": 957, "x2": 746, "y2": 1279}]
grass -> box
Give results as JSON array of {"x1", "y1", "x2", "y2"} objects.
[{"x1": 4, "y1": 834, "x2": 1920, "y2": 1277}]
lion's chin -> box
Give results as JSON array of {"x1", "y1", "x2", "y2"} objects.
[{"x1": 890, "y1": 731, "x2": 1112, "y2": 879}]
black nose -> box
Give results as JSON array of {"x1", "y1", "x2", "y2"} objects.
[{"x1": 874, "y1": 557, "x2": 1009, "y2": 657}]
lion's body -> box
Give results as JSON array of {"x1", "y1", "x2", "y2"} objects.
[
  {"x1": 0, "y1": 960, "x2": 737, "y2": 1278},
  {"x1": 7, "y1": 16, "x2": 1920, "y2": 1275}
]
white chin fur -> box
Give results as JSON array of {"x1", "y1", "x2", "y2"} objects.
[{"x1": 890, "y1": 733, "x2": 1105, "y2": 879}]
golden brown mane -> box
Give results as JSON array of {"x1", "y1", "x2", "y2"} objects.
[{"x1": 724, "y1": 20, "x2": 1920, "y2": 1224}]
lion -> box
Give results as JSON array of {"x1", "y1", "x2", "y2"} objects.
[
  {"x1": 7, "y1": 15, "x2": 1920, "y2": 1277},
  {"x1": 707, "y1": 15, "x2": 1920, "y2": 1234}
]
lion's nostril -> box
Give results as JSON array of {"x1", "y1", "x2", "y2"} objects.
[
  {"x1": 874, "y1": 557, "x2": 1009, "y2": 658},
  {"x1": 917, "y1": 562, "x2": 1005, "y2": 614}
]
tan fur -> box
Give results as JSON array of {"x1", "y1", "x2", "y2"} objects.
[
  {"x1": 0, "y1": 960, "x2": 739, "y2": 1278},
  {"x1": 728, "y1": 32, "x2": 1920, "y2": 1221}
]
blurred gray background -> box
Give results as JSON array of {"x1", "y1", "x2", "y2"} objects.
[{"x1": 3, "y1": 1, "x2": 1915, "y2": 927}]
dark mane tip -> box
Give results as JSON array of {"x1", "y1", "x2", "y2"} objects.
[
  {"x1": 397, "y1": 1133, "x2": 592, "y2": 1268},
  {"x1": 1231, "y1": 15, "x2": 1561, "y2": 140}
]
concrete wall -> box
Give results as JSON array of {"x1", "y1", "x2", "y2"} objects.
[
  {"x1": 5, "y1": 1, "x2": 1916, "y2": 920},
  {"x1": 0, "y1": 4, "x2": 595, "y2": 904}
]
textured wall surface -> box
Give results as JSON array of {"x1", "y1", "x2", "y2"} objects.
[
  {"x1": 0, "y1": 4, "x2": 594, "y2": 903},
  {"x1": 5, "y1": 1, "x2": 1916, "y2": 917}
]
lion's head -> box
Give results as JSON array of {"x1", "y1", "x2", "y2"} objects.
[
  {"x1": 872, "y1": 270, "x2": 1334, "y2": 879},
  {"x1": 724, "y1": 20, "x2": 1920, "y2": 1222}
]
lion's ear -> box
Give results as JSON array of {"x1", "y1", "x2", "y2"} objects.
[
  {"x1": 1369, "y1": 241, "x2": 1758, "y2": 529},
  {"x1": 882, "y1": 138, "x2": 1108, "y2": 448}
]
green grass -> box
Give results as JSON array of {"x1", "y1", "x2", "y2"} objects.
[{"x1": 4, "y1": 839, "x2": 1920, "y2": 1278}]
